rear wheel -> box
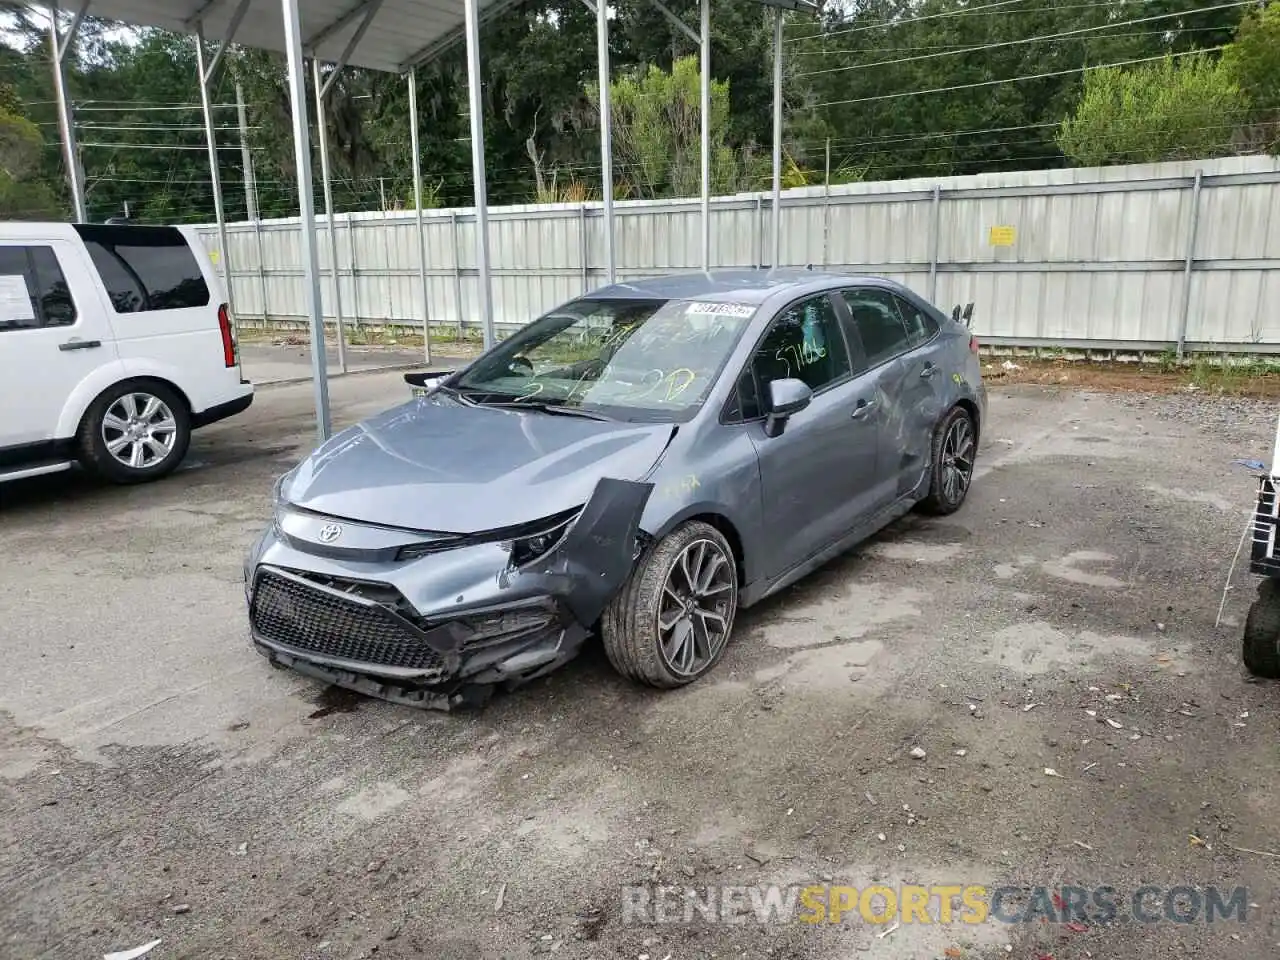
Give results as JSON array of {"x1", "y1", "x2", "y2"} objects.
[
  {"x1": 919, "y1": 405, "x2": 976, "y2": 515},
  {"x1": 1243, "y1": 578, "x2": 1280, "y2": 678},
  {"x1": 77, "y1": 381, "x2": 190, "y2": 484},
  {"x1": 601, "y1": 521, "x2": 738, "y2": 688}
]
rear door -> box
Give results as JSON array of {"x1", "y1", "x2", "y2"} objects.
[
  {"x1": 0, "y1": 238, "x2": 118, "y2": 451},
  {"x1": 889, "y1": 292, "x2": 950, "y2": 495},
  {"x1": 71, "y1": 224, "x2": 235, "y2": 415},
  {"x1": 837, "y1": 286, "x2": 925, "y2": 500}
]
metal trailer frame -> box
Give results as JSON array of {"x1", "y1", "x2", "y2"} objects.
[{"x1": 45, "y1": 0, "x2": 817, "y2": 441}]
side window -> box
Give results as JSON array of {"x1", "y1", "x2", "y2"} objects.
[
  {"x1": 83, "y1": 241, "x2": 146, "y2": 313},
  {"x1": 727, "y1": 366, "x2": 762, "y2": 422},
  {"x1": 840, "y1": 288, "x2": 911, "y2": 368},
  {"x1": 895, "y1": 295, "x2": 939, "y2": 348},
  {"x1": 0, "y1": 245, "x2": 77, "y2": 332},
  {"x1": 751, "y1": 294, "x2": 851, "y2": 396},
  {"x1": 73, "y1": 224, "x2": 211, "y2": 313}
]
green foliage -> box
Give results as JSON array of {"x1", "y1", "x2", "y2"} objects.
[
  {"x1": 0, "y1": 0, "x2": 1263, "y2": 223},
  {"x1": 1056, "y1": 55, "x2": 1247, "y2": 167},
  {"x1": 1223, "y1": 1, "x2": 1280, "y2": 108}
]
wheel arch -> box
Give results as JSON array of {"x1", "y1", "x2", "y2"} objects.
[
  {"x1": 74, "y1": 375, "x2": 194, "y2": 438},
  {"x1": 953, "y1": 396, "x2": 981, "y2": 443},
  {"x1": 648, "y1": 507, "x2": 749, "y2": 590}
]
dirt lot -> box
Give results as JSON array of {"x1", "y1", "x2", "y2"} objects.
[{"x1": 3, "y1": 372, "x2": 1280, "y2": 960}]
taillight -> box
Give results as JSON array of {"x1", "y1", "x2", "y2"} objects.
[
  {"x1": 969, "y1": 334, "x2": 980, "y2": 354},
  {"x1": 218, "y1": 303, "x2": 237, "y2": 367}
]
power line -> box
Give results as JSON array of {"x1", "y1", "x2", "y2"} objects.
[
  {"x1": 787, "y1": 0, "x2": 1152, "y2": 43},
  {"x1": 796, "y1": 0, "x2": 1253, "y2": 78},
  {"x1": 810, "y1": 45, "x2": 1228, "y2": 109},
  {"x1": 787, "y1": 0, "x2": 1032, "y2": 42},
  {"x1": 792, "y1": 26, "x2": 1230, "y2": 56}
]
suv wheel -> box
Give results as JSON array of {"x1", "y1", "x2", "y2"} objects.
[
  {"x1": 78, "y1": 382, "x2": 191, "y2": 484},
  {"x1": 601, "y1": 521, "x2": 738, "y2": 688}
]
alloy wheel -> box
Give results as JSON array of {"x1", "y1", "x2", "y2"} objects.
[
  {"x1": 656, "y1": 538, "x2": 736, "y2": 677},
  {"x1": 941, "y1": 415, "x2": 975, "y2": 504},
  {"x1": 101, "y1": 392, "x2": 179, "y2": 470}
]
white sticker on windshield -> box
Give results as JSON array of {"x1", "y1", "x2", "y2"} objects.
[{"x1": 685, "y1": 301, "x2": 755, "y2": 318}]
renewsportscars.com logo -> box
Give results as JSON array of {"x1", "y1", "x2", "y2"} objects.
[{"x1": 621, "y1": 884, "x2": 1250, "y2": 926}]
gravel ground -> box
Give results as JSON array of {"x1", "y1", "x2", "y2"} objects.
[{"x1": 2, "y1": 374, "x2": 1280, "y2": 960}]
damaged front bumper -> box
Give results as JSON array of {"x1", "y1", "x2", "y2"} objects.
[{"x1": 243, "y1": 478, "x2": 653, "y2": 710}]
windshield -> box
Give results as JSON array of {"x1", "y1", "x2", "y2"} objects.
[{"x1": 451, "y1": 296, "x2": 757, "y2": 421}]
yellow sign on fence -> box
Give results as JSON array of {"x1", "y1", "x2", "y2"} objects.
[{"x1": 989, "y1": 225, "x2": 1016, "y2": 247}]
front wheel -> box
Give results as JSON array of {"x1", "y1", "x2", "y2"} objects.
[
  {"x1": 77, "y1": 381, "x2": 191, "y2": 484},
  {"x1": 601, "y1": 521, "x2": 738, "y2": 689},
  {"x1": 919, "y1": 405, "x2": 976, "y2": 515}
]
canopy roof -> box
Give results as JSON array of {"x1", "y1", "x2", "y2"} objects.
[{"x1": 81, "y1": 0, "x2": 520, "y2": 73}]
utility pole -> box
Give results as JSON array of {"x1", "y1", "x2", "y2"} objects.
[{"x1": 236, "y1": 82, "x2": 258, "y2": 221}]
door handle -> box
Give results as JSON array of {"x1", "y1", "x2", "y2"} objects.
[
  {"x1": 59, "y1": 339, "x2": 101, "y2": 351},
  {"x1": 920, "y1": 362, "x2": 938, "y2": 379},
  {"x1": 851, "y1": 398, "x2": 878, "y2": 420}
]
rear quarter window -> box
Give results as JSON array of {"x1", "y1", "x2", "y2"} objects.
[{"x1": 73, "y1": 224, "x2": 210, "y2": 313}]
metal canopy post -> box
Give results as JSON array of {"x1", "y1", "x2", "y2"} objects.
[
  {"x1": 312, "y1": 59, "x2": 348, "y2": 374},
  {"x1": 307, "y1": 0, "x2": 384, "y2": 375},
  {"x1": 195, "y1": 0, "x2": 249, "y2": 324},
  {"x1": 464, "y1": 0, "x2": 495, "y2": 349},
  {"x1": 595, "y1": 0, "x2": 615, "y2": 284},
  {"x1": 408, "y1": 68, "x2": 432, "y2": 362},
  {"x1": 281, "y1": 0, "x2": 331, "y2": 440},
  {"x1": 48, "y1": 0, "x2": 89, "y2": 223},
  {"x1": 770, "y1": 8, "x2": 782, "y2": 269},
  {"x1": 699, "y1": 0, "x2": 710, "y2": 271}
]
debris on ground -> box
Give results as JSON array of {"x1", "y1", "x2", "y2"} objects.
[
  {"x1": 909, "y1": 747, "x2": 927, "y2": 760},
  {"x1": 104, "y1": 941, "x2": 162, "y2": 960}
]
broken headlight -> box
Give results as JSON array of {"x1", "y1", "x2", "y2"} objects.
[{"x1": 509, "y1": 506, "x2": 582, "y2": 567}]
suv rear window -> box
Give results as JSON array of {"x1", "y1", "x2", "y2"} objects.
[{"x1": 73, "y1": 224, "x2": 211, "y2": 313}]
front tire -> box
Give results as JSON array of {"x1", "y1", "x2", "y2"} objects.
[
  {"x1": 1243, "y1": 578, "x2": 1280, "y2": 678},
  {"x1": 601, "y1": 521, "x2": 738, "y2": 689},
  {"x1": 919, "y1": 405, "x2": 976, "y2": 516},
  {"x1": 77, "y1": 381, "x2": 191, "y2": 484}
]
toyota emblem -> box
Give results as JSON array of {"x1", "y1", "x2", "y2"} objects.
[{"x1": 317, "y1": 522, "x2": 343, "y2": 543}]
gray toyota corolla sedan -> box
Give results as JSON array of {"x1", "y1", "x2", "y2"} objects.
[{"x1": 244, "y1": 269, "x2": 987, "y2": 709}]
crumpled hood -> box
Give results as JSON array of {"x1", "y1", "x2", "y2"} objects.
[{"x1": 281, "y1": 393, "x2": 674, "y2": 533}]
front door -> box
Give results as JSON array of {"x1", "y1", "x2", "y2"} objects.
[
  {"x1": 0, "y1": 240, "x2": 117, "y2": 453},
  {"x1": 746, "y1": 293, "x2": 884, "y2": 580}
]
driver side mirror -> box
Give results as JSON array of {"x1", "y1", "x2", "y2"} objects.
[{"x1": 764, "y1": 378, "x2": 812, "y2": 438}]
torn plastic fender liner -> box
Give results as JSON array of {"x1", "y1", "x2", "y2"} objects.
[{"x1": 544, "y1": 476, "x2": 654, "y2": 626}]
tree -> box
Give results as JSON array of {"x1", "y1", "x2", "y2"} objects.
[
  {"x1": 588, "y1": 55, "x2": 752, "y2": 199},
  {"x1": 1056, "y1": 54, "x2": 1247, "y2": 167},
  {"x1": 1223, "y1": 1, "x2": 1280, "y2": 152}
]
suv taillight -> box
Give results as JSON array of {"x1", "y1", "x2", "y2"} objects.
[
  {"x1": 969, "y1": 334, "x2": 980, "y2": 354},
  {"x1": 218, "y1": 303, "x2": 237, "y2": 367}
]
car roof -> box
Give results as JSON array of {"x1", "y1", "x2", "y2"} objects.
[{"x1": 583, "y1": 269, "x2": 900, "y2": 305}]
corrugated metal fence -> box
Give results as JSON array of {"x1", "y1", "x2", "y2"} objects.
[{"x1": 197, "y1": 155, "x2": 1280, "y2": 353}]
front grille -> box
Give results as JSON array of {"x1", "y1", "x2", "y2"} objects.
[{"x1": 250, "y1": 568, "x2": 446, "y2": 673}]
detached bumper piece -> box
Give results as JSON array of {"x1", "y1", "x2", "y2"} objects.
[{"x1": 1251, "y1": 476, "x2": 1280, "y2": 578}]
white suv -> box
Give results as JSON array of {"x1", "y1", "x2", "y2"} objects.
[{"x1": 0, "y1": 222, "x2": 253, "y2": 485}]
